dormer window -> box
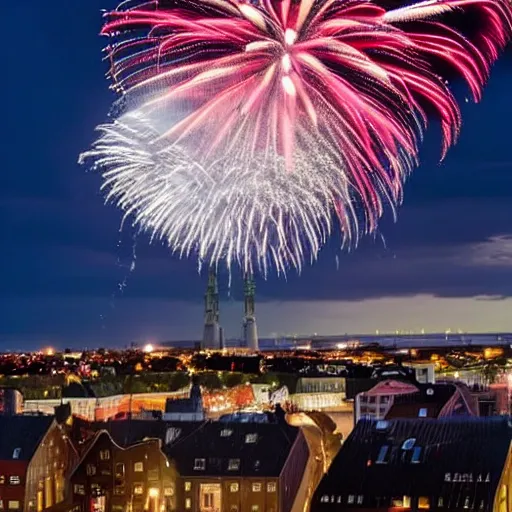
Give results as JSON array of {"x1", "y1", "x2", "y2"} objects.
[
  {"x1": 418, "y1": 408, "x2": 427, "y2": 418},
  {"x1": 245, "y1": 433, "x2": 258, "y2": 444},
  {"x1": 193, "y1": 458, "x2": 206, "y2": 471},
  {"x1": 12, "y1": 449, "x2": 21, "y2": 460},
  {"x1": 165, "y1": 427, "x2": 181, "y2": 445},
  {"x1": 411, "y1": 446, "x2": 422, "y2": 464},
  {"x1": 376, "y1": 446, "x2": 390, "y2": 464}
]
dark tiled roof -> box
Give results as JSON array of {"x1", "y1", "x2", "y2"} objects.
[
  {"x1": 72, "y1": 417, "x2": 201, "y2": 448},
  {"x1": 166, "y1": 420, "x2": 301, "y2": 477},
  {"x1": 0, "y1": 415, "x2": 54, "y2": 460},
  {"x1": 313, "y1": 417, "x2": 512, "y2": 512},
  {"x1": 385, "y1": 384, "x2": 457, "y2": 419}
]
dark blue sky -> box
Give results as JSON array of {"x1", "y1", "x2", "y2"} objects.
[{"x1": 2, "y1": 2, "x2": 512, "y2": 350}]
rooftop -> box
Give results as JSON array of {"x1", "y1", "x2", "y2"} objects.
[{"x1": 313, "y1": 417, "x2": 512, "y2": 511}]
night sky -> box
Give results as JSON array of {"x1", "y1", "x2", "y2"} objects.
[{"x1": 2, "y1": 2, "x2": 512, "y2": 350}]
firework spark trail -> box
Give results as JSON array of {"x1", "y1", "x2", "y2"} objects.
[{"x1": 82, "y1": 0, "x2": 512, "y2": 274}]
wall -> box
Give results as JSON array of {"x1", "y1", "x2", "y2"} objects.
[
  {"x1": 25, "y1": 422, "x2": 78, "y2": 512},
  {"x1": 0, "y1": 460, "x2": 28, "y2": 512}
]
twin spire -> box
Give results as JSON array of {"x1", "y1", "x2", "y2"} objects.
[{"x1": 201, "y1": 269, "x2": 259, "y2": 351}]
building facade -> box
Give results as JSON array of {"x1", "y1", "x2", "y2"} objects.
[
  {"x1": 166, "y1": 419, "x2": 309, "y2": 512},
  {"x1": 68, "y1": 430, "x2": 177, "y2": 512}
]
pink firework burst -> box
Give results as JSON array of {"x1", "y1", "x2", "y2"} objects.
[{"x1": 92, "y1": 0, "x2": 511, "y2": 271}]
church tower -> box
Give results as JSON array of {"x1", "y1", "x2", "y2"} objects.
[
  {"x1": 243, "y1": 272, "x2": 259, "y2": 351},
  {"x1": 202, "y1": 268, "x2": 221, "y2": 349}
]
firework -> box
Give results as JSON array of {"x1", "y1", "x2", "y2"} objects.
[{"x1": 82, "y1": 0, "x2": 512, "y2": 274}]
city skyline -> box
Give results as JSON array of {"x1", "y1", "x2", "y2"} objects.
[{"x1": 2, "y1": 2, "x2": 512, "y2": 348}]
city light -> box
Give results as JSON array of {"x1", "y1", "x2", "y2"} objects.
[{"x1": 143, "y1": 344, "x2": 154, "y2": 354}]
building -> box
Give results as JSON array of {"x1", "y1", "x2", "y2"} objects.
[
  {"x1": 243, "y1": 273, "x2": 259, "y2": 352},
  {"x1": 312, "y1": 416, "x2": 512, "y2": 512},
  {"x1": 165, "y1": 418, "x2": 308, "y2": 512},
  {"x1": 0, "y1": 389, "x2": 23, "y2": 416},
  {"x1": 163, "y1": 379, "x2": 205, "y2": 422},
  {"x1": 354, "y1": 380, "x2": 478, "y2": 424},
  {"x1": 0, "y1": 415, "x2": 78, "y2": 512},
  {"x1": 68, "y1": 430, "x2": 177, "y2": 512}
]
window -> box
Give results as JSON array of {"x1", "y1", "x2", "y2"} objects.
[
  {"x1": 347, "y1": 495, "x2": 355, "y2": 504},
  {"x1": 267, "y1": 482, "x2": 276, "y2": 493},
  {"x1": 320, "y1": 496, "x2": 329, "y2": 503},
  {"x1": 9, "y1": 477, "x2": 20, "y2": 486},
  {"x1": 134, "y1": 484, "x2": 144, "y2": 495},
  {"x1": 0, "y1": 476, "x2": 4, "y2": 485},
  {"x1": 114, "y1": 486, "x2": 125, "y2": 496},
  {"x1": 228, "y1": 459, "x2": 240, "y2": 471},
  {"x1": 376, "y1": 446, "x2": 389, "y2": 464},
  {"x1": 115, "y1": 463, "x2": 125, "y2": 479},
  {"x1": 73, "y1": 485, "x2": 85, "y2": 496},
  {"x1": 251, "y1": 506, "x2": 259, "y2": 512},
  {"x1": 357, "y1": 496, "x2": 364, "y2": 505},
  {"x1": 194, "y1": 458, "x2": 206, "y2": 470},
  {"x1": 220, "y1": 429, "x2": 233, "y2": 437},
  {"x1": 7, "y1": 502, "x2": 19, "y2": 511},
  {"x1": 45, "y1": 477, "x2": 53, "y2": 509},
  {"x1": 401, "y1": 438, "x2": 416, "y2": 451},
  {"x1": 134, "y1": 462, "x2": 144, "y2": 472},
  {"x1": 86, "y1": 464, "x2": 96, "y2": 476},
  {"x1": 245, "y1": 433, "x2": 258, "y2": 444},
  {"x1": 185, "y1": 498, "x2": 192, "y2": 509},
  {"x1": 418, "y1": 408, "x2": 427, "y2": 418},
  {"x1": 403, "y1": 496, "x2": 411, "y2": 508},
  {"x1": 418, "y1": 497, "x2": 430, "y2": 509},
  {"x1": 254, "y1": 460, "x2": 260, "y2": 470},
  {"x1": 464, "y1": 497, "x2": 471, "y2": 510},
  {"x1": 99, "y1": 449, "x2": 110, "y2": 461},
  {"x1": 438, "y1": 498, "x2": 444, "y2": 508},
  {"x1": 164, "y1": 487, "x2": 174, "y2": 497},
  {"x1": 411, "y1": 446, "x2": 421, "y2": 464},
  {"x1": 165, "y1": 427, "x2": 181, "y2": 445},
  {"x1": 12, "y1": 449, "x2": 21, "y2": 460},
  {"x1": 230, "y1": 483, "x2": 239, "y2": 493},
  {"x1": 185, "y1": 482, "x2": 192, "y2": 492},
  {"x1": 252, "y1": 483, "x2": 262, "y2": 492}
]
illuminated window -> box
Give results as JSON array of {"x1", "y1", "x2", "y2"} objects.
[
  {"x1": 418, "y1": 408, "x2": 427, "y2": 418},
  {"x1": 418, "y1": 497, "x2": 430, "y2": 509},
  {"x1": 320, "y1": 496, "x2": 329, "y2": 503},
  {"x1": 220, "y1": 429, "x2": 233, "y2": 437},
  {"x1": 115, "y1": 463, "x2": 125, "y2": 479},
  {"x1": 185, "y1": 482, "x2": 192, "y2": 492},
  {"x1": 0, "y1": 476, "x2": 4, "y2": 484},
  {"x1": 45, "y1": 477, "x2": 53, "y2": 509},
  {"x1": 12, "y1": 449, "x2": 21, "y2": 460},
  {"x1": 251, "y1": 506, "x2": 259, "y2": 512},
  {"x1": 403, "y1": 496, "x2": 411, "y2": 508},
  {"x1": 438, "y1": 497, "x2": 444, "y2": 507},
  {"x1": 230, "y1": 483, "x2": 239, "y2": 493},
  {"x1": 7, "y1": 502, "x2": 19, "y2": 511},
  {"x1": 0, "y1": 501, "x2": 3, "y2": 510},
  {"x1": 133, "y1": 484, "x2": 144, "y2": 495},
  {"x1": 347, "y1": 495, "x2": 355, "y2": 504},
  {"x1": 376, "y1": 446, "x2": 389, "y2": 464},
  {"x1": 411, "y1": 447, "x2": 422, "y2": 464},
  {"x1": 86, "y1": 464, "x2": 96, "y2": 476},
  {"x1": 99, "y1": 449, "x2": 110, "y2": 461},
  {"x1": 9, "y1": 477, "x2": 20, "y2": 486},
  {"x1": 134, "y1": 462, "x2": 144, "y2": 472},
  {"x1": 185, "y1": 498, "x2": 192, "y2": 509},
  {"x1": 267, "y1": 482, "x2": 276, "y2": 493},
  {"x1": 464, "y1": 497, "x2": 471, "y2": 509},
  {"x1": 245, "y1": 434, "x2": 258, "y2": 444},
  {"x1": 164, "y1": 487, "x2": 174, "y2": 497},
  {"x1": 73, "y1": 485, "x2": 85, "y2": 496},
  {"x1": 252, "y1": 483, "x2": 262, "y2": 492},
  {"x1": 228, "y1": 459, "x2": 240, "y2": 471},
  {"x1": 114, "y1": 486, "x2": 125, "y2": 496},
  {"x1": 194, "y1": 458, "x2": 206, "y2": 470},
  {"x1": 357, "y1": 496, "x2": 364, "y2": 505},
  {"x1": 254, "y1": 460, "x2": 260, "y2": 470}
]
